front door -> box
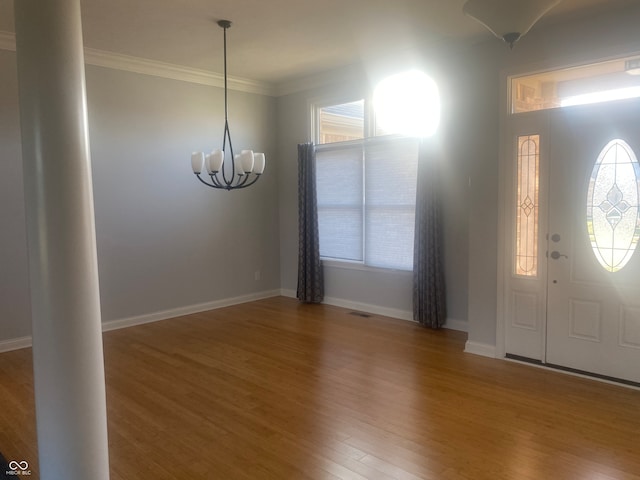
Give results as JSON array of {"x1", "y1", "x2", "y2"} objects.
[{"x1": 545, "y1": 100, "x2": 640, "y2": 384}]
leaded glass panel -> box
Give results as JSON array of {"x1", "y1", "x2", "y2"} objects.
[
  {"x1": 587, "y1": 139, "x2": 640, "y2": 272},
  {"x1": 515, "y1": 135, "x2": 540, "y2": 277}
]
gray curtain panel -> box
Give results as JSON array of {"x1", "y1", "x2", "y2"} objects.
[
  {"x1": 297, "y1": 142, "x2": 324, "y2": 303},
  {"x1": 413, "y1": 139, "x2": 446, "y2": 328}
]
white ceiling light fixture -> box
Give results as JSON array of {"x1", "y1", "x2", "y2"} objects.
[
  {"x1": 463, "y1": 0, "x2": 563, "y2": 49},
  {"x1": 191, "y1": 20, "x2": 265, "y2": 190}
]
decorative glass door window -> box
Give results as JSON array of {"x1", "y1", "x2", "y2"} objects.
[
  {"x1": 515, "y1": 135, "x2": 540, "y2": 276},
  {"x1": 587, "y1": 139, "x2": 640, "y2": 272}
]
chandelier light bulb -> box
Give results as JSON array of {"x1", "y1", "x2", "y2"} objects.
[
  {"x1": 234, "y1": 154, "x2": 245, "y2": 176},
  {"x1": 209, "y1": 150, "x2": 224, "y2": 173},
  {"x1": 253, "y1": 153, "x2": 266, "y2": 175},
  {"x1": 240, "y1": 150, "x2": 255, "y2": 173},
  {"x1": 191, "y1": 151, "x2": 205, "y2": 174}
]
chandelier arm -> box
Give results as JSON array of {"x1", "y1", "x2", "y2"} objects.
[
  {"x1": 195, "y1": 173, "x2": 219, "y2": 189},
  {"x1": 236, "y1": 174, "x2": 262, "y2": 189},
  {"x1": 234, "y1": 174, "x2": 249, "y2": 188},
  {"x1": 210, "y1": 173, "x2": 225, "y2": 188}
]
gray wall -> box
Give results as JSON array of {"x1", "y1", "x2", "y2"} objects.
[{"x1": 0, "y1": 51, "x2": 279, "y2": 342}]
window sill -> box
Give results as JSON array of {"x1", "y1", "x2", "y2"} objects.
[{"x1": 321, "y1": 258, "x2": 413, "y2": 275}]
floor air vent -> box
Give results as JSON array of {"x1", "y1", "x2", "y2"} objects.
[{"x1": 349, "y1": 311, "x2": 372, "y2": 318}]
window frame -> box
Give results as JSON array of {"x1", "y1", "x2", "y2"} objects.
[
  {"x1": 311, "y1": 97, "x2": 418, "y2": 272},
  {"x1": 311, "y1": 96, "x2": 387, "y2": 145}
]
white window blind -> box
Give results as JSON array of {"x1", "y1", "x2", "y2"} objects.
[
  {"x1": 365, "y1": 137, "x2": 418, "y2": 269},
  {"x1": 316, "y1": 143, "x2": 363, "y2": 262},
  {"x1": 316, "y1": 136, "x2": 419, "y2": 270}
]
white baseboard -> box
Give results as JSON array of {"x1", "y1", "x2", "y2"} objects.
[
  {"x1": 281, "y1": 289, "x2": 467, "y2": 332},
  {"x1": 1, "y1": 290, "x2": 468, "y2": 354},
  {"x1": 464, "y1": 340, "x2": 497, "y2": 358},
  {"x1": 323, "y1": 296, "x2": 414, "y2": 322},
  {"x1": 0, "y1": 290, "x2": 282, "y2": 353},
  {"x1": 280, "y1": 288, "x2": 297, "y2": 298},
  {"x1": 0, "y1": 336, "x2": 33, "y2": 354},
  {"x1": 102, "y1": 289, "x2": 281, "y2": 332}
]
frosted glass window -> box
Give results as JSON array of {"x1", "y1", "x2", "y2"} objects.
[
  {"x1": 515, "y1": 135, "x2": 540, "y2": 277},
  {"x1": 316, "y1": 137, "x2": 419, "y2": 270},
  {"x1": 587, "y1": 139, "x2": 640, "y2": 272}
]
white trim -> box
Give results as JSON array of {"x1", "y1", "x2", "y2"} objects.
[
  {"x1": 280, "y1": 288, "x2": 297, "y2": 298},
  {"x1": 504, "y1": 357, "x2": 640, "y2": 391},
  {"x1": 0, "y1": 290, "x2": 466, "y2": 354},
  {"x1": 323, "y1": 295, "x2": 413, "y2": 322},
  {"x1": 321, "y1": 258, "x2": 412, "y2": 275},
  {"x1": 281, "y1": 289, "x2": 467, "y2": 332},
  {"x1": 0, "y1": 336, "x2": 33, "y2": 353},
  {"x1": 0, "y1": 290, "x2": 281, "y2": 353},
  {"x1": 0, "y1": 30, "x2": 275, "y2": 96},
  {"x1": 464, "y1": 341, "x2": 497, "y2": 358},
  {"x1": 101, "y1": 289, "x2": 281, "y2": 332}
]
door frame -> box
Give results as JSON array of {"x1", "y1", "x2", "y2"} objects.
[{"x1": 496, "y1": 52, "x2": 640, "y2": 362}]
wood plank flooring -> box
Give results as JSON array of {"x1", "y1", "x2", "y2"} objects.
[{"x1": 1, "y1": 296, "x2": 639, "y2": 479}]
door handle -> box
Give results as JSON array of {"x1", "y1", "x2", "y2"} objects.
[{"x1": 550, "y1": 251, "x2": 568, "y2": 260}]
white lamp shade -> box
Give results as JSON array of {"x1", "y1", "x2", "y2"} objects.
[
  {"x1": 240, "y1": 150, "x2": 255, "y2": 173},
  {"x1": 234, "y1": 154, "x2": 245, "y2": 175},
  {"x1": 253, "y1": 153, "x2": 266, "y2": 174},
  {"x1": 209, "y1": 149, "x2": 224, "y2": 173},
  {"x1": 191, "y1": 151, "x2": 205, "y2": 174},
  {"x1": 463, "y1": 0, "x2": 561, "y2": 41}
]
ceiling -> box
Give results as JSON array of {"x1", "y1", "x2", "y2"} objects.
[{"x1": 0, "y1": 0, "x2": 635, "y2": 85}]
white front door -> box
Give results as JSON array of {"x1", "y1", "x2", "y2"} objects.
[
  {"x1": 545, "y1": 100, "x2": 640, "y2": 384},
  {"x1": 504, "y1": 100, "x2": 640, "y2": 384}
]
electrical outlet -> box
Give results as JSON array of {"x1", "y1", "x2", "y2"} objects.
[{"x1": 254, "y1": 270, "x2": 261, "y2": 281}]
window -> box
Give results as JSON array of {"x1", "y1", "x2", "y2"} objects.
[
  {"x1": 515, "y1": 134, "x2": 540, "y2": 277},
  {"x1": 317, "y1": 100, "x2": 365, "y2": 144},
  {"x1": 510, "y1": 55, "x2": 640, "y2": 114},
  {"x1": 316, "y1": 136, "x2": 419, "y2": 271},
  {"x1": 587, "y1": 139, "x2": 640, "y2": 272},
  {"x1": 313, "y1": 72, "x2": 438, "y2": 271}
]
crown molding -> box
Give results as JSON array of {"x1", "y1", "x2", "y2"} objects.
[
  {"x1": 83, "y1": 48, "x2": 276, "y2": 96},
  {"x1": 0, "y1": 30, "x2": 276, "y2": 96}
]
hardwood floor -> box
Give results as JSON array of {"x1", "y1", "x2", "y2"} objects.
[{"x1": 1, "y1": 296, "x2": 639, "y2": 479}]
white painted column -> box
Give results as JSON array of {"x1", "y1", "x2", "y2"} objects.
[{"x1": 14, "y1": 1, "x2": 110, "y2": 479}]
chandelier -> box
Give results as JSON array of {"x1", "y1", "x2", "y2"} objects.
[
  {"x1": 463, "y1": 0, "x2": 562, "y2": 49},
  {"x1": 191, "y1": 20, "x2": 265, "y2": 190}
]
